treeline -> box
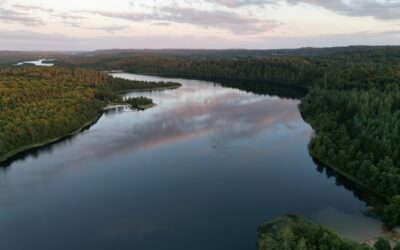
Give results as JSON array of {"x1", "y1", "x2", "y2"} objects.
[
  {"x1": 95, "y1": 76, "x2": 181, "y2": 103},
  {"x1": 0, "y1": 66, "x2": 181, "y2": 162},
  {"x1": 99, "y1": 77, "x2": 181, "y2": 92},
  {"x1": 55, "y1": 47, "x2": 400, "y2": 90},
  {"x1": 258, "y1": 214, "x2": 398, "y2": 250}
]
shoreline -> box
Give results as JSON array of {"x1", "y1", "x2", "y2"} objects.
[
  {"x1": 0, "y1": 113, "x2": 102, "y2": 164},
  {"x1": 309, "y1": 149, "x2": 388, "y2": 201},
  {"x1": 114, "y1": 85, "x2": 181, "y2": 94},
  {"x1": 307, "y1": 149, "x2": 399, "y2": 246},
  {"x1": 1, "y1": 81, "x2": 181, "y2": 165},
  {"x1": 118, "y1": 71, "x2": 388, "y2": 203},
  {"x1": 103, "y1": 103, "x2": 157, "y2": 111},
  {"x1": 138, "y1": 103, "x2": 157, "y2": 110},
  {"x1": 124, "y1": 71, "x2": 310, "y2": 89}
]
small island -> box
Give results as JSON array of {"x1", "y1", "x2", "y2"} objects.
[{"x1": 125, "y1": 96, "x2": 155, "y2": 110}]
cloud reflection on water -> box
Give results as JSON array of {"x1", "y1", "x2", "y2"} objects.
[{"x1": 92, "y1": 81, "x2": 303, "y2": 160}]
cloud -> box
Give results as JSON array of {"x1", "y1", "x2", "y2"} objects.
[
  {"x1": 2, "y1": 3, "x2": 87, "y2": 28},
  {"x1": 61, "y1": 20, "x2": 83, "y2": 28},
  {"x1": 0, "y1": 30, "x2": 71, "y2": 42},
  {"x1": 12, "y1": 4, "x2": 54, "y2": 13},
  {"x1": 160, "y1": 6, "x2": 280, "y2": 34},
  {"x1": 0, "y1": 8, "x2": 44, "y2": 26},
  {"x1": 0, "y1": 29, "x2": 399, "y2": 51},
  {"x1": 205, "y1": 0, "x2": 276, "y2": 7},
  {"x1": 88, "y1": 25, "x2": 129, "y2": 33},
  {"x1": 152, "y1": 22, "x2": 170, "y2": 26},
  {"x1": 61, "y1": 20, "x2": 128, "y2": 33},
  {"x1": 260, "y1": 30, "x2": 400, "y2": 48},
  {"x1": 84, "y1": 6, "x2": 280, "y2": 34},
  {"x1": 58, "y1": 13, "x2": 86, "y2": 20},
  {"x1": 205, "y1": 0, "x2": 400, "y2": 21},
  {"x1": 287, "y1": 0, "x2": 400, "y2": 20}
]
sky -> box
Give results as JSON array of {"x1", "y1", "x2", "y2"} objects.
[{"x1": 0, "y1": 0, "x2": 399, "y2": 50}]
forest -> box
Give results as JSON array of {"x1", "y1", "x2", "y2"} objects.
[
  {"x1": 51, "y1": 46, "x2": 400, "y2": 227},
  {"x1": 258, "y1": 214, "x2": 399, "y2": 250},
  {"x1": 0, "y1": 66, "x2": 181, "y2": 163}
]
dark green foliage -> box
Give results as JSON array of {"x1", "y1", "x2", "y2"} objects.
[
  {"x1": 98, "y1": 77, "x2": 181, "y2": 93},
  {"x1": 299, "y1": 86, "x2": 400, "y2": 226},
  {"x1": 383, "y1": 196, "x2": 400, "y2": 228},
  {"x1": 94, "y1": 89, "x2": 122, "y2": 102},
  {"x1": 374, "y1": 238, "x2": 391, "y2": 250},
  {"x1": 55, "y1": 47, "x2": 400, "y2": 91},
  {"x1": 299, "y1": 87, "x2": 400, "y2": 196},
  {"x1": 258, "y1": 214, "x2": 372, "y2": 250},
  {"x1": 125, "y1": 96, "x2": 153, "y2": 109},
  {"x1": 95, "y1": 77, "x2": 180, "y2": 103},
  {"x1": 393, "y1": 243, "x2": 400, "y2": 250}
]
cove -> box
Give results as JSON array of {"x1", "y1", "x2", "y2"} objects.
[{"x1": 0, "y1": 73, "x2": 384, "y2": 250}]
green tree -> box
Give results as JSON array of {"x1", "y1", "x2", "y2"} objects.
[
  {"x1": 384, "y1": 195, "x2": 400, "y2": 228},
  {"x1": 374, "y1": 237, "x2": 391, "y2": 250}
]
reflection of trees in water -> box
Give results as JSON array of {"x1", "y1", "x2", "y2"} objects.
[
  {"x1": 215, "y1": 79, "x2": 308, "y2": 100},
  {"x1": 135, "y1": 74, "x2": 309, "y2": 100},
  {"x1": 0, "y1": 139, "x2": 70, "y2": 169},
  {"x1": 103, "y1": 106, "x2": 134, "y2": 116},
  {"x1": 312, "y1": 157, "x2": 386, "y2": 211},
  {"x1": 0, "y1": 123, "x2": 95, "y2": 169}
]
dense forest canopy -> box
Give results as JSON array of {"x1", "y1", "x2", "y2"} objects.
[{"x1": 0, "y1": 67, "x2": 107, "y2": 161}]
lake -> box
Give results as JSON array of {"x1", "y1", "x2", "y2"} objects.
[
  {"x1": 15, "y1": 59, "x2": 55, "y2": 67},
  {"x1": 0, "y1": 72, "x2": 384, "y2": 250}
]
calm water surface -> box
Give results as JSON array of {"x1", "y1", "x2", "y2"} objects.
[
  {"x1": 15, "y1": 59, "x2": 55, "y2": 66},
  {"x1": 0, "y1": 73, "x2": 383, "y2": 250}
]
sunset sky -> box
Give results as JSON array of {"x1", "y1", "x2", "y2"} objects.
[{"x1": 0, "y1": 0, "x2": 399, "y2": 50}]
